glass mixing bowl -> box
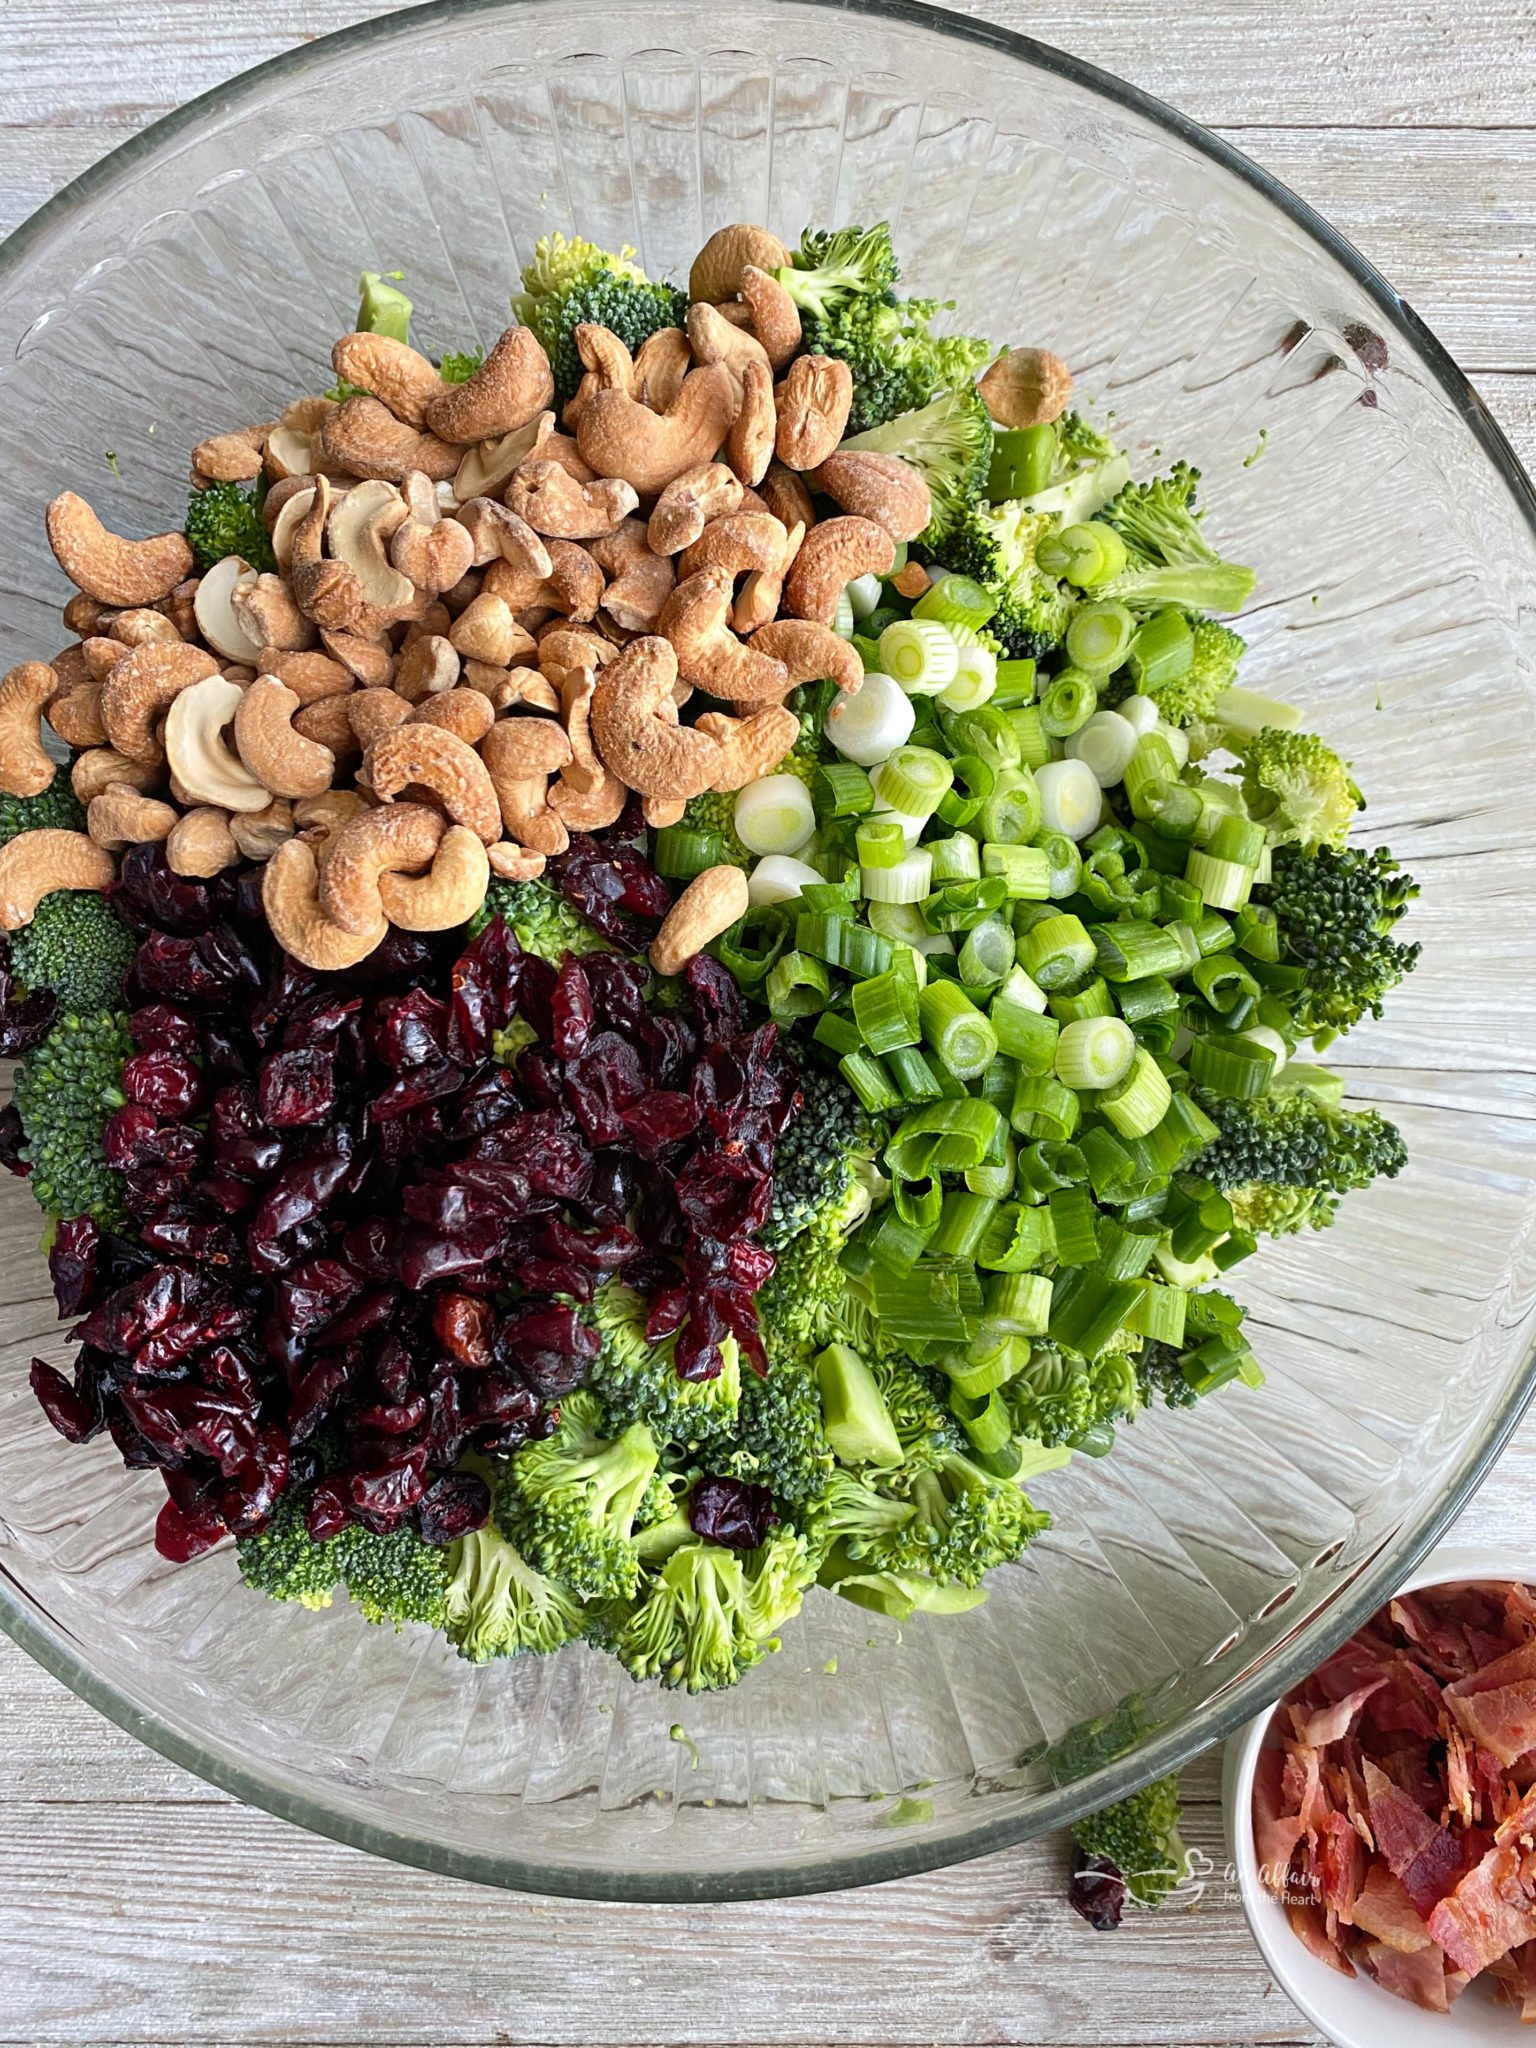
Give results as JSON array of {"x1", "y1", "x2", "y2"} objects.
[{"x1": 2, "y1": 0, "x2": 1534, "y2": 1904}]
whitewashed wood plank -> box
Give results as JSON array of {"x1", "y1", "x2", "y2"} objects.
[{"x1": 3, "y1": 0, "x2": 1535, "y2": 131}]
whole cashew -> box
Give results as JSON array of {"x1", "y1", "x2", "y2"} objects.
[
  {"x1": 775, "y1": 355, "x2": 854, "y2": 470},
  {"x1": 978, "y1": 347, "x2": 1073, "y2": 429},
  {"x1": 294, "y1": 696, "x2": 361, "y2": 759},
  {"x1": 782, "y1": 516, "x2": 896, "y2": 625},
  {"x1": 650, "y1": 865, "x2": 751, "y2": 976},
  {"x1": 551, "y1": 670, "x2": 628, "y2": 831},
  {"x1": 320, "y1": 801, "x2": 445, "y2": 934},
  {"x1": 71, "y1": 747, "x2": 158, "y2": 802},
  {"x1": 107, "y1": 609, "x2": 182, "y2": 650},
  {"x1": 263, "y1": 837, "x2": 386, "y2": 970},
  {"x1": 480, "y1": 718, "x2": 574, "y2": 856},
  {"x1": 294, "y1": 790, "x2": 370, "y2": 837},
  {"x1": 255, "y1": 647, "x2": 355, "y2": 703},
  {"x1": 482, "y1": 538, "x2": 603, "y2": 623},
  {"x1": 658, "y1": 570, "x2": 789, "y2": 703},
  {"x1": 506, "y1": 462, "x2": 638, "y2": 540},
  {"x1": 677, "y1": 512, "x2": 788, "y2": 583},
  {"x1": 162, "y1": 675, "x2": 271, "y2": 812},
  {"x1": 632, "y1": 328, "x2": 691, "y2": 414},
  {"x1": 408, "y1": 688, "x2": 495, "y2": 747},
  {"x1": 366, "y1": 724, "x2": 503, "y2": 844},
  {"x1": 564, "y1": 324, "x2": 637, "y2": 428},
  {"x1": 687, "y1": 302, "x2": 771, "y2": 394},
  {"x1": 192, "y1": 432, "x2": 264, "y2": 483},
  {"x1": 377, "y1": 824, "x2": 491, "y2": 931},
  {"x1": 750, "y1": 619, "x2": 864, "y2": 695},
  {"x1": 319, "y1": 397, "x2": 460, "y2": 484},
  {"x1": 738, "y1": 266, "x2": 802, "y2": 372},
  {"x1": 289, "y1": 478, "x2": 362, "y2": 631},
  {"x1": 230, "y1": 573, "x2": 317, "y2": 653},
  {"x1": 809, "y1": 449, "x2": 933, "y2": 543},
  {"x1": 487, "y1": 842, "x2": 547, "y2": 883},
  {"x1": 589, "y1": 636, "x2": 727, "y2": 800},
  {"x1": 87, "y1": 785, "x2": 180, "y2": 851},
  {"x1": 348, "y1": 688, "x2": 415, "y2": 749},
  {"x1": 689, "y1": 225, "x2": 790, "y2": 306},
  {"x1": 45, "y1": 493, "x2": 195, "y2": 608},
  {"x1": 230, "y1": 798, "x2": 295, "y2": 861},
  {"x1": 331, "y1": 332, "x2": 445, "y2": 428},
  {"x1": 694, "y1": 703, "x2": 800, "y2": 791},
  {"x1": 389, "y1": 474, "x2": 477, "y2": 595},
  {"x1": 166, "y1": 806, "x2": 241, "y2": 878},
  {"x1": 102, "y1": 642, "x2": 220, "y2": 766},
  {"x1": 758, "y1": 461, "x2": 816, "y2": 534},
  {"x1": 234, "y1": 675, "x2": 336, "y2": 799},
  {"x1": 0, "y1": 664, "x2": 63, "y2": 798},
  {"x1": 575, "y1": 364, "x2": 738, "y2": 496},
  {"x1": 0, "y1": 829, "x2": 116, "y2": 930},
  {"x1": 426, "y1": 327, "x2": 555, "y2": 445},
  {"x1": 725, "y1": 360, "x2": 776, "y2": 487},
  {"x1": 648, "y1": 464, "x2": 744, "y2": 556}
]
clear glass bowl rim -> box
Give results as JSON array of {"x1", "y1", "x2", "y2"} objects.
[{"x1": 2, "y1": 0, "x2": 1534, "y2": 1903}]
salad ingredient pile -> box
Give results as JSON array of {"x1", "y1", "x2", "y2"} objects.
[{"x1": 2, "y1": 220, "x2": 1418, "y2": 1693}]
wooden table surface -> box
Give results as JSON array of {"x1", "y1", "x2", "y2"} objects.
[{"x1": 3, "y1": 3, "x2": 1534, "y2": 2042}]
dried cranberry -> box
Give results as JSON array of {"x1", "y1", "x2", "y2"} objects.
[
  {"x1": 306, "y1": 1475, "x2": 354, "y2": 1542},
  {"x1": 140, "y1": 1217, "x2": 240, "y2": 1266},
  {"x1": 258, "y1": 1045, "x2": 337, "y2": 1127},
  {"x1": 368, "y1": 989, "x2": 449, "y2": 1070},
  {"x1": 550, "y1": 958, "x2": 594, "y2": 1059},
  {"x1": 368, "y1": 1057, "x2": 462, "y2": 1122},
  {"x1": 154, "y1": 1493, "x2": 226, "y2": 1562},
  {"x1": 620, "y1": 1089, "x2": 700, "y2": 1157},
  {"x1": 29, "y1": 1358, "x2": 103, "y2": 1443},
  {"x1": 418, "y1": 1471, "x2": 491, "y2": 1546},
  {"x1": 0, "y1": 984, "x2": 59, "y2": 1056},
  {"x1": 281, "y1": 991, "x2": 362, "y2": 1050},
  {"x1": 564, "y1": 1033, "x2": 647, "y2": 1146},
  {"x1": 431, "y1": 1291, "x2": 494, "y2": 1367},
  {"x1": 48, "y1": 1217, "x2": 103, "y2": 1318},
  {"x1": 353, "y1": 1392, "x2": 428, "y2": 1436},
  {"x1": 448, "y1": 918, "x2": 520, "y2": 1064},
  {"x1": 0, "y1": 1101, "x2": 29, "y2": 1176},
  {"x1": 128, "y1": 1004, "x2": 201, "y2": 1054},
  {"x1": 689, "y1": 1475, "x2": 777, "y2": 1549},
  {"x1": 393, "y1": 1220, "x2": 509, "y2": 1292},
  {"x1": 348, "y1": 1449, "x2": 427, "y2": 1524},
  {"x1": 684, "y1": 952, "x2": 746, "y2": 1039},
  {"x1": 123, "y1": 1049, "x2": 204, "y2": 1117},
  {"x1": 1069, "y1": 1855, "x2": 1127, "y2": 1931}
]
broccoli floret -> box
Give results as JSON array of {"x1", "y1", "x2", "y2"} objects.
[
  {"x1": 10, "y1": 891, "x2": 135, "y2": 1012},
  {"x1": 184, "y1": 478, "x2": 275, "y2": 575},
  {"x1": 761, "y1": 1061, "x2": 866, "y2": 1249},
  {"x1": 235, "y1": 1491, "x2": 346, "y2": 1610},
  {"x1": 499, "y1": 1387, "x2": 660, "y2": 1602},
  {"x1": 14, "y1": 1009, "x2": 129, "y2": 1225},
  {"x1": 1113, "y1": 615, "x2": 1246, "y2": 728},
  {"x1": 899, "y1": 1448, "x2": 1050, "y2": 1587},
  {"x1": 341, "y1": 1521, "x2": 451, "y2": 1630},
  {"x1": 841, "y1": 385, "x2": 993, "y2": 551},
  {"x1": 802, "y1": 294, "x2": 990, "y2": 435},
  {"x1": 1099, "y1": 462, "x2": 1255, "y2": 616},
  {"x1": 808, "y1": 1468, "x2": 924, "y2": 1574},
  {"x1": 944, "y1": 498, "x2": 1074, "y2": 655},
  {"x1": 512, "y1": 233, "x2": 687, "y2": 407},
  {"x1": 1255, "y1": 841, "x2": 1420, "y2": 1044},
  {"x1": 1238, "y1": 726, "x2": 1360, "y2": 854},
  {"x1": 1193, "y1": 1078, "x2": 1408, "y2": 1234},
  {"x1": 443, "y1": 1522, "x2": 588, "y2": 1662},
  {"x1": 585, "y1": 1282, "x2": 745, "y2": 1462},
  {"x1": 466, "y1": 880, "x2": 610, "y2": 964},
  {"x1": 0, "y1": 770, "x2": 85, "y2": 848},
  {"x1": 613, "y1": 1529, "x2": 818, "y2": 1692},
  {"x1": 438, "y1": 347, "x2": 484, "y2": 384},
  {"x1": 870, "y1": 1354, "x2": 959, "y2": 1466},
  {"x1": 1073, "y1": 1774, "x2": 1189, "y2": 1908},
  {"x1": 1002, "y1": 1344, "x2": 1141, "y2": 1450},
  {"x1": 775, "y1": 223, "x2": 901, "y2": 320}
]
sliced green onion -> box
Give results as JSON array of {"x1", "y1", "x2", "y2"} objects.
[
  {"x1": 1241, "y1": 1023, "x2": 1288, "y2": 1074},
  {"x1": 958, "y1": 917, "x2": 1016, "y2": 990},
  {"x1": 1047, "y1": 1184, "x2": 1100, "y2": 1265},
  {"x1": 965, "y1": 1131, "x2": 1017, "y2": 1199},
  {"x1": 1123, "y1": 730, "x2": 1180, "y2": 817},
  {"x1": 1033, "y1": 759, "x2": 1102, "y2": 841},
  {"x1": 1099, "y1": 1047, "x2": 1173, "y2": 1137},
  {"x1": 748, "y1": 854, "x2": 824, "y2": 906},
  {"x1": 825, "y1": 670, "x2": 915, "y2": 765},
  {"x1": 852, "y1": 971, "x2": 921, "y2": 1053},
  {"x1": 879, "y1": 619, "x2": 960, "y2": 696},
  {"x1": 813, "y1": 1011, "x2": 863, "y2": 1057},
  {"x1": 1192, "y1": 954, "x2": 1260, "y2": 1021},
  {"x1": 1078, "y1": 1126, "x2": 1146, "y2": 1204},
  {"x1": 1185, "y1": 846, "x2": 1254, "y2": 912},
  {"x1": 1039, "y1": 669, "x2": 1097, "y2": 738},
  {"x1": 1125, "y1": 1279, "x2": 1187, "y2": 1347},
  {"x1": 929, "y1": 833, "x2": 981, "y2": 884},
  {"x1": 1066, "y1": 599, "x2": 1137, "y2": 674},
  {"x1": 653, "y1": 825, "x2": 728, "y2": 878},
  {"x1": 1118, "y1": 694, "x2": 1160, "y2": 736},
  {"x1": 979, "y1": 768, "x2": 1043, "y2": 846},
  {"x1": 1010, "y1": 1073, "x2": 1081, "y2": 1142},
  {"x1": 798, "y1": 871, "x2": 859, "y2": 916},
  {"x1": 866, "y1": 1199, "x2": 936, "y2": 1274},
  {"x1": 818, "y1": 761, "x2": 875, "y2": 817},
  {"x1": 1158, "y1": 874, "x2": 1202, "y2": 926},
  {"x1": 1115, "y1": 975, "x2": 1178, "y2": 1026},
  {"x1": 1050, "y1": 977, "x2": 1115, "y2": 1024},
  {"x1": 989, "y1": 991, "x2": 1058, "y2": 1072},
  {"x1": 716, "y1": 904, "x2": 787, "y2": 985},
  {"x1": 914, "y1": 574, "x2": 995, "y2": 631},
  {"x1": 893, "y1": 1172, "x2": 943, "y2": 1232},
  {"x1": 855, "y1": 818, "x2": 907, "y2": 871},
  {"x1": 940, "y1": 639, "x2": 998, "y2": 712},
  {"x1": 847, "y1": 572, "x2": 884, "y2": 621},
  {"x1": 734, "y1": 773, "x2": 816, "y2": 856},
  {"x1": 1036, "y1": 519, "x2": 1129, "y2": 588},
  {"x1": 886, "y1": 1044, "x2": 943, "y2": 1103},
  {"x1": 1055, "y1": 1014, "x2": 1135, "y2": 1091},
  {"x1": 1093, "y1": 920, "x2": 1188, "y2": 984},
  {"x1": 831, "y1": 587, "x2": 856, "y2": 639},
  {"x1": 1047, "y1": 1267, "x2": 1140, "y2": 1357},
  {"x1": 1017, "y1": 911, "x2": 1096, "y2": 988},
  {"x1": 946, "y1": 704, "x2": 1021, "y2": 773},
  {"x1": 988, "y1": 422, "x2": 1057, "y2": 500},
  {"x1": 984, "y1": 1270, "x2": 1053, "y2": 1331},
  {"x1": 885, "y1": 1098, "x2": 1005, "y2": 1181},
  {"x1": 1234, "y1": 902, "x2": 1280, "y2": 963},
  {"x1": 1006, "y1": 706, "x2": 1051, "y2": 769},
  {"x1": 993, "y1": 658, "x2": 1038, "y2": 710},
  {"x1": 1096, "y1": 1219, "x2": 1160, "y2": 1281},
  {"x1": 869, "y1": 1257, "x2": 984, "y2": 1345},
  {"x1": 871, "y1": 744, "x2": 954, "y2": 817},
  {"x1": 1210, "y1": 684, "x2": 1300, "y2": 739},
  {"x1": 917, "y1": 980, "x2": 999, "y2": 1081},
  {"x1": 976, "y1": 1204, "x2": 1053, "y2": 1274},
  {"x1": 982, "y1": 843, "x2": 1052, "y2": 900},
  {"x1": 1033, "y1": 829, "x2": 1083, "y2": 899},
  {"x1": 868, "y1": 900, "x2": 956, "y2": 956},
  {"x1": 766, "y1": 947, "x2": 830, "y2": 1019},
  {"x1": 935, "y1": 753, "x2": 995, "y2": 829},
  {"x1": 1206, "y1": 813, "x2": 1265, "y2": 869},
  {"x1": 1015, "y1": 1139, "x2": 1085, "y2": 1199},
  {"x1": 922, "y1": 875, "x2": 1009, "y2": 933},
  {"x1": 1188, "y1": 1029, "x2": 1276, "y2": 1098},
  {"x1": 929, "y1": 1189, "x2": 1001, "y2": 1261},
  {"x1": 1128, "y1": 608, "x2": 1194, "y2": 690},
  {"x1": 795, "y1": 912, "x2": 893, "y2": 977},
  {"x1": 1064, "y1": 709, "x2": 1138, "y2": 789}
]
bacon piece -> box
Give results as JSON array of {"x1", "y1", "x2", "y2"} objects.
[
  {"x1": 1350, "y1": 1864, "x2": 1433, "y2": 1952},
  {"x1": 1427, "y1": 1841, "x2": 1536, "y2": 1976},
  {"x1": 1253, "y1": 1745, "x2": 1307, "y2": 1897},
  {"x1": 1319, "y1": 1809, "x2": 1366, "y2": 1921},
  {"x1": 1449, "y1": 1681, "x2": 1536, "y2": 1768},
  {"x1": 1286, "y1": 1899, "x2": 1353, "y2": 1974},
  {"x1": 1446, "y1": 1638, "x2": 1536, "y2": 1701},
  {"x1": 1363, "y1": 1940, "x2": 1453, "y2": 2011},
  {"x1": 1362, "y1": 1758, "x2": 1465, "y2": 1915},
  {"x1": 1488, "y1": 1939, "x2": 1536, "y2": 2021},
  {"x1": 1297, "y1": 1679, "x2": 1386, "y2": 1749},
  {"x1": 1495, "y1": 1782, "x2": 1536, "y2": 1849}
]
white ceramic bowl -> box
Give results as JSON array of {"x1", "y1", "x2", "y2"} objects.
[{"x1": 1223, "y1": 1543, "x2": 1534, "y2": 2048}]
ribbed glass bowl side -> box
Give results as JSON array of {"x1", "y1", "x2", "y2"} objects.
[{"x1": 2, "y1": 0, "x2": 1535, "y2": 1901}]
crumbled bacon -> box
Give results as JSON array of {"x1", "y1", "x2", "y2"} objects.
[{"x1": 1257, "y1": 1577, "x2": 1536, "y2": 2016}]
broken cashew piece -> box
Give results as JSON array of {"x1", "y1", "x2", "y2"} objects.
[
  {"x1": 452, "y1": 411, "x2": 556, "y2": 503},
  {"x1": 163, "y1": 674, "x2": 273, "y2": 812},
  {"x1": 234, "y1": 675, "x2": 336, "y2": 799},
  {"x1": 648, "y1": 464, "x2": 743, "y2": 556},
  {"x1": 263, "y1": 837, "x2": 386, "y2": 970},
  {"x1": 365, "y1": 723, "x2": 503, "y2": 844},
  {"x1": 810, "y1": 450, "x2": 933, "y2": 543},
  {"x1": 86, "y1": 785, "x2": 180, "y2": 851},
  {"x1": 978, "y1": 347, "x2": 1073, "y2": 429},
  {"x1": 650, "y1": 865, "x2": 751, "y2": 977},
  {"x1": 775, "y1": 354, "x2": 854, "y2": 470},
  {"x1": 0, "y1": 663, "x2": 63, "y2": 798},
  {"x1": 487, "y1": 842, "x2": 547, "y2": 882},
  {"x1": 725, "y1": 360, "x2": 776, "y2": 487},
  {"x1": 689, "y1": 225, "x2": 790, "y2": 306},
  {"x1": 589, "y1": 521, "x2": 675, "y2": 634},
  {"x1": 331, "y1": 332, "x2": 445, "y2": 429},
  {"x1": 194, "y1": 554, "x2": 267, "y2": 665},
  {"x1": 426, "y1": 327, "x2": 555, "y2": 444},
  {"x1": 0, "y1": 829, "x2": 116, "y2": 929},
  {"x1": 45, "y1": 493, "x2": 194, "y2": 608},
  {"x1": 506, "y1": 462, "x2": 638, "y2": 540},
  {"x1": 389, "y1": 476, "x2": 477, "y2": 595},
  {"x1": 320, "y1": 397, "x2": 460, "y2": 485},
  {"x1": 231, "y1": 573, "x2": 316, "y2": 653},
  {"x1": 319, "y1": 801, "x2": 446, "y2": 935},
  {"x1": 377, "y1": 824, "x2": 491, "y2": 931},
  {"x1": 101, "y1": 641, "x2": 220, "y2": 766},
  {"x1": 166, "y1": 806, "x2": 241, "y2": 878},
  {"x1": 230, "y1": 798, "x2": 295, "y2": 862},
  {"x1": 327, "y1": 479, "x2": 415, "y2": 615}
]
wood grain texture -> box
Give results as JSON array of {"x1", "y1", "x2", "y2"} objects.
[{"x1": 1, "y1": 5, "x2": 1534, "y2": 2045}]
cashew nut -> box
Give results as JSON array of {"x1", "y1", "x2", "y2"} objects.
[
  {"x1": 449, "y1": 593, "x2": 536, "y2": 669},
  {"x1": 550, "y1": 669, "x2": 628, "y2": 830},
  {"x1": 530, "y1": 430, "x2": 596, "y2": 484},
  {"x1": 589, "y1": 636, "x2": 726, "y2": 800},
  {"x1": 83, "y1": 636, "x2": 129, "y2": 684},
  {"x1": 782, "y1": 516, "x2": 896, "y2": 624},
  {"x1": 687, "y1": 303, "x2": 771, "y2": 395},
  {"x1": 751, "y1": 618, "x2": 864, "y2": 694},
  {"x1": 659, "y1": 570, "x2": 789, "y2": 703},
  {"x1": 71, "y1": 747, "x2": 157, "y2": 802},
  {"x1": 650, "y1": 865, "x2": 751, "y2": 976},
  {"x1": 319, "y1": 625, "x2": 394, "y2": 688},
  {"x1": 506, "y1": 461, "x2": 638, "y2": 540},
  {"x1": 978, "y1": 347, "x2": 1073, "y2": 429},
  {"x1": 62, "y1": 595, "x2": 110, "y2": 637},
  {"x1": 376, "y1": 824, "x2": 491, "y2": 930},
  {"x1": 632, "y1": 328, "x2": 691, "y2": 413},
  {"x1": 293, "y1": 696, "x2": 361, "y2": 759},
  {"x1": 270, "y1": 482, "x2": 324, "y2": 571},
  {"x1": 408, "y1": 688, "x2": 495, "y2": 747},
  {"x1": 331, "y1": 332, "x2": 445, "y2": 428},
  {"x1": 232, "y1": 674, "x2": 336, "y2": 799},
  {"x1": 87, "y1": 785, "x2": 180, "y2": 850},
  {"x1": 0, "y1": 664, "x2": 62, "y2": 798},
  {"x1": 326, "y1": 479, "x2": 414, "y2": 615},
  {"x1": 487, "y1": 842, "x2": 547, "y2": 882},
  {"x1": 192, "y1": 433, "x2": 264, "y2": 483},
  {"x1": 725, "y1": 359, "x2": 776, "y2": 487},
  {"x1": 230, "y1": 798, "x2": 295, "y2": 862},
  {"x1": 677, "y1": 512, "x2": 789, "y2": 584},
  {"x1": 45, "y1": 494, "x2": 195, "y2": 608},
  {"x1": 689, "y1": 225, "x2": 790, "y2": 306},
  {"x1": 366, "y1": 724, "x2": 503, "y2": 844},
  {"x1": 731, "y1": 519, "x2": 803, "y2": 636},
  {"x1": 453, "y1": 497, "x2": 553, "y2": 577},
  {"x1": 394, "y1": 635, "x2": 461, "y2": 702},
  {"x1": 758, "y1": 461, "x2": 816, "y2": 534},
  {"x1": 289, "y1": 479, "x2": 361, "y2": 630},
  {"x1": 255, "y1": 647, "x2": 354, "y2": 703},
  {"x1": 648, "y1": 464, "x2": 744, "y2": 556},
  {"x1": 480, "y1": 717, "x2": 574, "y2": 856},
  {"x1": 101, "y1": 641, "x2": 219, "y2": 766},
  {"x1": 737, "y1": 266, "x2": 802, "y2": 372},
  {"x1": 564, "y1": 324, "x2": 638, "y2": 428},
  {"x1": 588, "y1": 520, "x2": 675, "y2": 633},
  {"x1": 294, "y1": 789, "x2": 369, "y2": 835},
  {"x1": 694, "y1": 703, "x2": 800, "y2": 791},
  {"x1": 263, "y1": 837, "x2": 385, "y2": 970},
  {"x1": 452, "y1": 411, "x2": 556, "y2": 503},
  {"x1": 575, "y1": 363, "x2": 738, "y2": 496},
  {"x1": 775, "y1": 354, "x2": 854, "y2": 470},
  {"x1": 320, "y1": 396, "x2": 460, "y2": 484},
  {"x1": 463, "y1": 664, "x2": 559, "y2": 714},
  {"x1": 426, "y1": 327, "x2": 554, "y2": 444},
  {"x1": 389, "y1": 473, "x2": 477, "y2": 594},
  {"x1": 348, "y1": 688, "x2": 415, "y2": 748},
  {"x1": 319, "y1": 802, "x2": 445, "y2": 934},
  {"x1": 107, "y1": 609, "x2": 182, "y2": 650},
  {"x1": 230, "y1": 572, "x2": 316, "y2": 652},
  {"x1": 162, "y1": 674, "x2": 273, "y2": 812},
  {"x1": 166, "y1": 806, "x2": 241, "y2": 878},
  {"x1": 0, "y1": 829, "x2": 116, "y2": 930},
  {"x1": 193, "y1": 554, "x2": 267, "y2": 664},
  {"x1": 811, "y1": 448, "x2": 933, "y2": 543},
  {"x1": 483, "y1": 539, "x2": 603, "y2": 623}
]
